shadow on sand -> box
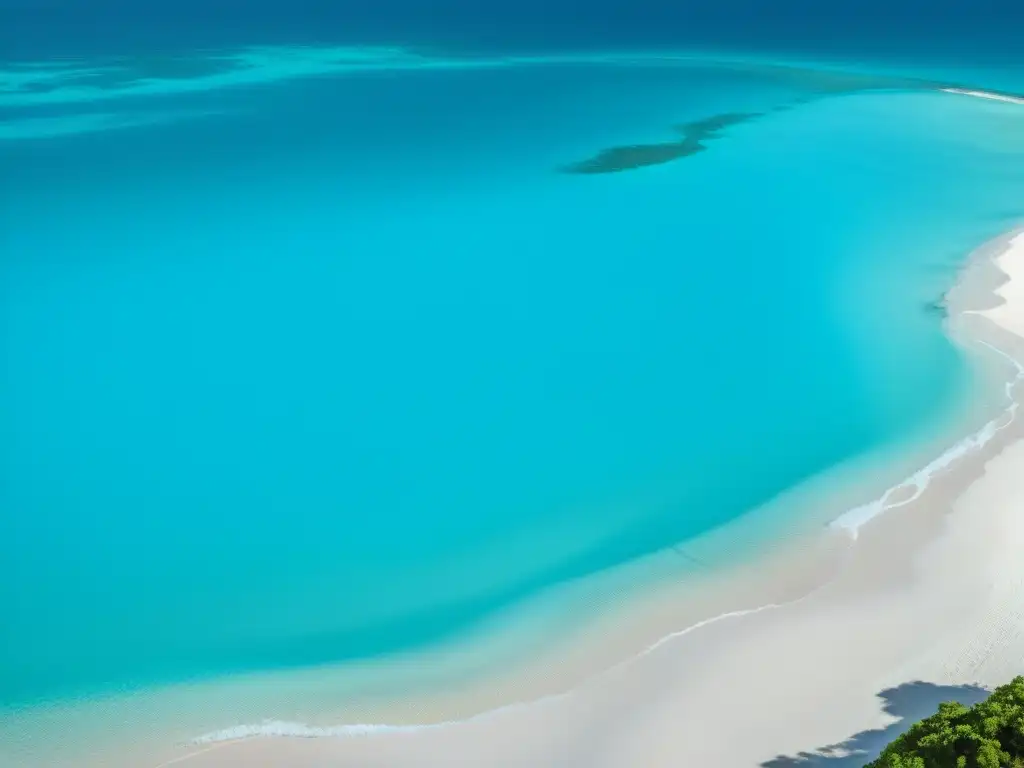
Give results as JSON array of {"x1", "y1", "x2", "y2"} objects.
[{"x1": 760, "y1": 681, "x2": 990, "y2": 767}]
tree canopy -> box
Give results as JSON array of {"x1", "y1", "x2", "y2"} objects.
[{"x1": 870, "y1": 677, "x2": 1024, "y2": 768}]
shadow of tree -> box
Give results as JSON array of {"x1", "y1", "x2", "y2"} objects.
[{"x1": 761, "y1": 681, "x2": 990, "y2": 767}]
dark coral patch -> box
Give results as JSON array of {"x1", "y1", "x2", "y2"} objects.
[{"x1": 561, "y1": 111, "x2": 759, "y2": 175}]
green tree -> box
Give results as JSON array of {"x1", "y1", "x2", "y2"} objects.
[{"x1": 871, "y1": 677, "x2": 1024, "y2": 768}]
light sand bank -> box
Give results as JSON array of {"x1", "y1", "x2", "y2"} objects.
[
  {"x1": 149, "y1": 227, "x2": 1024, "y2": 768},
  {"x1": 942, "y1": 88, "x2": 1024, "y2": 105}
]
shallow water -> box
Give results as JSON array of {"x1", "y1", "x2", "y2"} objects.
[{"x1": 2, "y1": 43, "x2": 1024, "y2": 761}]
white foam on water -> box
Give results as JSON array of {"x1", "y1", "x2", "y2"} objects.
[
  {"x1": 184, "y1": 222, "x2": 1024, "y2": 755},
  {"x1": 184, "y1": 592, "x2": 830, "y2": 749},
  {"x1": 184, "y1": 339, "x2": 1024, "y2": 751},
  {"x1": 831, "y1": 341, "x2": 1024, "y2": 537},
  {"x1": 190, "y1": 719, "x2": 435, "y2": 743},
  {"x1": 187, "y1": 696, "x2": 544, "y2": 746}
]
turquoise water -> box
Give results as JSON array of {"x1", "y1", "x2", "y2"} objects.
[{"x1": 2, "y1": 49, "x2": 1024, "y2": 720}]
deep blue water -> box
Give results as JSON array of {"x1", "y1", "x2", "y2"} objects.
[
  {"x1": 0, "y1": 0, "x2": 1020, "y2": 59},
  {"x1": 1, "y1": 0, "x2": 1024, "y2": 748}
]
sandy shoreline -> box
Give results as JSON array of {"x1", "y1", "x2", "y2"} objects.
[
  {"x1": 5, "y1": 92, "x2": 1021, "y2": 765},
  {"x1": 3, "y1": 219, "x2": 1018, "y2": 767},
  {"x1": 96, "y1": 217, "x2": 1024, "y2": 768},
  {"x1": 0, "y1": 237, "x2": 1016, "y2": 765},
  {"x1": 8, "y1": 218, "x2": 1017, "y2": 766}
]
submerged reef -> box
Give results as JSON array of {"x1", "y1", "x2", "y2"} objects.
[{"x1": 562, "y1": 111, "x2": 759, "y2": 174}]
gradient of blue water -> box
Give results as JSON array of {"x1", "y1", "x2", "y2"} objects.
[{"x1": 2, "y1": 56, "x2": 1024, "y2": 707}]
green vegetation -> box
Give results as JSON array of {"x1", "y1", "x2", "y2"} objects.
[{"x1": 870, "y1": 677, "x2": 1024, "y2": 768}]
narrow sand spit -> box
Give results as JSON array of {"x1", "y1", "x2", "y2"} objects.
[{"x1": 942, "y1": 88, "x2": 1024, "y2": 105}]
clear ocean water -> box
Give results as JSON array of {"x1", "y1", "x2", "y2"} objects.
[{"x1": 2, "y1": 2, "x2": 1024, "y2": 760}]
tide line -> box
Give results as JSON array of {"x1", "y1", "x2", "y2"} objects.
[
  {"x1": 185, "y1": 338, "x2": 1024, "y2": 752},
  {"x1": 831, "y1": 341, "x2": 1024, "y2": 537}
]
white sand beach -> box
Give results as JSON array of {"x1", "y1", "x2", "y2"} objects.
[{"x1": 133, "y1": 228, "x2": 1024, "y2": 768}]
